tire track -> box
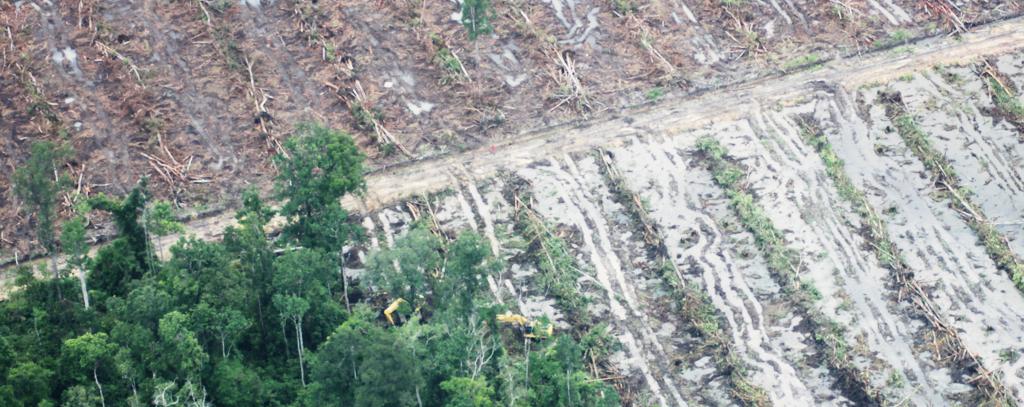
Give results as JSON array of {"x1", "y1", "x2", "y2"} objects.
[
  {"x1": 608, "y1": 135, "x2": 831, "y2": 404},
  {"x1": 719, "y1": 105, "x2": 971, "y2": 404},
  {"x1": 891, "y1": 67, "x2": 1024, "y2": 256},
  {"x1": 518, "y1": 157, "x2": 686, "y2": 406},
  {"x1": 818, "y1": 87, "x2": 1024, "y2": 401}
]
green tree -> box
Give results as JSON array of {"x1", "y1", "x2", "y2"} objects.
[
  {"x1": 156, "y1": 311, "x2": 208, "y2": 380},
  {"x1": 364, "y1": 225, "x2": 441, "y2": 303},
  {"x1": 441, "y1": 376, "x2": 496, "y2": 407},
  {"x1": 0, "y1": 335, "x2": 13, "y2": 377},
  {"x1": 461, "y1": 0, "x2": 493, "y2": 40},
  {"x1": 7, "y1": 361, "x2": 54, "y2": 406},
  {"x1": 145, "y1": 200, "x2": 184, "y2": 258},
  {"x1": 223, "y1": 189, "x2": 276, "y2": 337},
  {"x1": 63, "y1": 332, "x2": 117, "y2": 407},
  {"x1": 192, "y1": 304, "x2": 250, "y2": 359},
  {"x1": 272, "y1": 249, "x2": 334, "y2": 387},
  {"x1": 275, "y1": 123, "x2": 364, "y2": 240},
  {"x1": 210, "y1": 359, "x2": 265, "y2": 406},
  {"x1": 525, "y1": 335, "x2": 620, "y2": 407},
  {"x1": 89, "y1": 179, "x2": 151, "y2": 273},
  {"x1": 275, "y1": 123, "x2": 364, "y2": 312},
  {"x1": 305, "y1": 306, "x2": 425, "y2": 407},
  {"x1": 274, "y1": 294, "x2": 310, "y2": 386},
  {"x1": 13, "y1": 141, "x2": 70, "y2": 292},
  {"x1": 439, "y1": 231, "x2": 501, "y2": 318},
  {"x1": 113, "y1": 348, "x2": 144, "y2": 405},
  {"x1": 61, "y1": 385, "x2": 103, "y2": 406},
  {"x1": 89, "y1": 181, "x2": 151, "y2": 295},
  {"x1": 88, "y1": 239, "x2": 144, "y2": 297},
  {"x1": 61, "y1": 213, "x2": 90, "y2": 309},
  {"x1": 165, "y1": 237, "x2": 248, "y2": 311}
]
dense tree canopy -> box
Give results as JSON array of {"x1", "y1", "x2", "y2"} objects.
[{"x1": 0, "y1": 125, "x2": 621, "y2": 406}]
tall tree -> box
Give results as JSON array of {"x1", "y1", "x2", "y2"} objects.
[
  {"x1": 89, "y1": 180, "x2": 152, "y2": 296},
  {"x1": 364, "y1": 225, "x2": 442, "y2": 303},
  {"x1": 440, "y1": 231, "x2": 501, "y2": 318},
  {"x1": 441, "y1": 376, "x2": 497, "y2": 407},
  {"x1": 63, "y1": 332, "x2": 117, "y2": 407},
  {"x1": 275, "y1": 123, "x2": 364, "y2": 311},
  {"x1": 223, "y1": 189, "x2": 276, "y2": 338},
  {"x1": 13, "y1": 141, "x2": 70, "y2": 294},
  {"x1": 156, "y1": 311, "x2": 208, "y2": 381},
  {"x1": 6, "y1": 361, "x2": 53, "y2": 406},
  {"x1": 61, "y1": 212, "x2": 90, "y2": 309},
  {"x1": 304, "y1": 305, "x2": 425, "y2": 407},
  {"x1": 89, "y1": 179, "x2": 151, "y2": 270},
  {"x1": 273, "y1": 294, "x2": 310, "y2": 386},
  {"x1": 144, "y1": 200, "x2": 184, "y2": 258},
  {"x1": 461, "y1": 0, "x2": 493, "y2": 40},
  {"x1": 272, "y1": 249, "x2": 333, "y2": 386}
]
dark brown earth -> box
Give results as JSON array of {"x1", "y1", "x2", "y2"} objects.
[{"x1": 1, "y1": 0, "x2": 1021, "y2": 259}]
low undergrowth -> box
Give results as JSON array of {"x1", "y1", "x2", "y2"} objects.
[
  {"x1": 508, "y1": 189, "x2": 589, "y2": 319},
  {"x1": 882, "y1": 93, "x2": 1024, "y2": 294},
  {"x1": 430, "y1": 34, "x2": 466, "y2": 86},
  {"x1": 798, "y1": 119, "x2": 1011, "y2": 404},
  {"x1": 982, "y1": 66, "x2": 1024, "y2": 130},
  {"x1": 594, "y1": 150, "x2": 771, "y2": 406},
  {"x1": 695, "y1": 137, "x2": 883, "y2": 406}
]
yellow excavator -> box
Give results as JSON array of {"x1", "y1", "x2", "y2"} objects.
[
  {"x1": 496, "y1": 312, "x2": 554, "y2": 339},
  {"x1": 384, "y1": 298, "x2": 412, "y2": 325}
]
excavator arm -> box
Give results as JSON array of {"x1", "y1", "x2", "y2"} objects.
[
  {"x1": 497, "y1": 312, "x2": 554, "y2": 339},
  {"x1": 384, "y1": 298, "x2": 407, "y2": 325}
]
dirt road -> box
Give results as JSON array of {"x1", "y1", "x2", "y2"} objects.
[{"x1": 3, "y1": 15, "x2": 1023, "y2": 288}]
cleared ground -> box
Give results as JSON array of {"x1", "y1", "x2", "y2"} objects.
[{"x1": 4, "y1": 4, "x2": 1024, "y2": 405}]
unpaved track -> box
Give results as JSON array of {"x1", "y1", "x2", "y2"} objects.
[
  {"x1": 347, "y1": 15, "x2": 1024, "y2": 212},
  {"x1": 609, "y1": 135, "x2": 828, "y2": 404},
  {"x1": 3, "y1": 16, "x2": 1024, "y2": 283}
]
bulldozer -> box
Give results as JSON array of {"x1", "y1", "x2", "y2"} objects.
[{"x1": 496, "y1": 312, "x2": 554, "y2": 340}]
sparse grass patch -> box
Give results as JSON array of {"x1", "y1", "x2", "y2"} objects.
[
  {"x1": 874, "y1": 29, "x2": 910, "y2": 48},
  {"x1": 350, "y1": 103, "x2": 383, "y2": 132},
  {"x1": 431, "y1": 34, "x2": 467, "y2": 85},
  {"x1": 611, "y1": 0, "x2": 638, "y2": 15},
  {"x1": 983, "y1": 74, "x2": 1024, "y2": 124},
  {"x1": 645, "y1": 87, "x2": 665, "y2": 102},
  {"x1": 781, "y1": 53, "x2": 821, "y2": 72},
  {"x1": 212, "y1": 26, "x2": 247, "y2": 77},
  {"x1": 511, "y1": 192, "x2": 589, "y2": 317}
]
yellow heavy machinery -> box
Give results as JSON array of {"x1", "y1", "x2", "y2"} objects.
[
  {"x1": 384, "y1": 298, "x2": 426, "y2": 326},
  {"x1": 496, "y1": 312, "x2": 554, "y2": 339},
  {"x1": 384, "y1": 298, "x2": 410, "y2": 325}
]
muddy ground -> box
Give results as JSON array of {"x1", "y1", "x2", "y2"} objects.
[{"x1": 2, "y1": 0, "x2": 1023, "y2": 259}]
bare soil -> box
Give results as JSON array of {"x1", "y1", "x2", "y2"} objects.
[{"x1": 3, "y1": 0, "x2": 1022, "y2": 260}]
